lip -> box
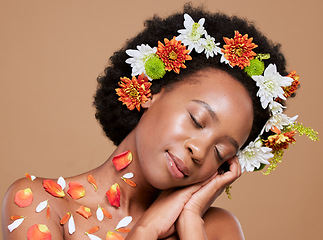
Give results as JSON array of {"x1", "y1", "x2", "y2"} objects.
[{"x1": 166, "y1": 152, "x2": 190, "y2": 179}]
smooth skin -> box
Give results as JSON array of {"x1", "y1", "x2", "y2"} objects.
[{"x1": 2, "y1": 68, "x2": 253, "y2": 239}]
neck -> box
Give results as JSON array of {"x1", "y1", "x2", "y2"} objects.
[{"x1": 92, "y1": 130, "x2": 160, "y2": 216}]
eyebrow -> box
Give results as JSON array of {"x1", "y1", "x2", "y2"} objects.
[{"x1": 192, "y1": 99, "x2": 239, "y2": 152}]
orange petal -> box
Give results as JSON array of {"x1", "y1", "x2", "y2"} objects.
[
  {"x1": 106, "y1": 231, "x2": 124, "y2": 240},
  {"x1": 67, "y1": 182, "x2": 85, "y2": 199},
  {"x1": 106, "y1": 183, "x2": 120, "y2": 207},
  {"x1": 14, "y1": 188, "x2": 33, "y2": 207},
  {"x1": 76, "y1": 205, "x2": 92, "y2": 219},
  {"x1": 25, "y1": 173, "x2": 36, "y2": 181},
  {"x1": 86, "y1": 226, "x2": 100, "y2": 234},
  {"x1": 10, "y1": 215, "x2": 24, "y2": 221},
  {"x1": 122, "y1": 178, "x2": 136, "y2": 187},
  {"x1": 271, "y1": 126, "x2": 281, "y2": 134},
  {"x1": 43, "y1": 179, "x2": 65, "y2": 197},
  {"x1": 60, "y1": 212, "x2": 71, "y2": 225},
  {"x1": 46, "y1": 206, "x2": 50, "y2": 220},
  {"x1": 112, "y1": 151, "x2": 132, "y2": 171},
  {"x1": 102, "y1": 207, "x2": 112, "y2": 219},
  {"x1": 27, "y1": 224, "x2": 52, "y2": 240},
  {"x1": 116, "y1": 228, "x2": 131, "y2": 233},
  {"x1": 87, "y1": 174, "x2": 98, "y2": 191}
]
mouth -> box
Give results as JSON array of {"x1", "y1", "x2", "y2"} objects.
[{"x1": 165, "y1": 151, "x2": 190, "y2": 179}]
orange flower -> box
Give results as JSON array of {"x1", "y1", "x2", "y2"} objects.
[
  {"x1": 86, "y1": 226, "x2": 100, "y2": 234},
  {"x1": 76, "y1": 205, "x2": 92, "y2": 219},
  {"x1": 27, "y1": 224, "x2": 51, "y2": 240},
  {"x1": 106, "y1": 231, "x2": 125, "y2": 240},
  {"x1": 265, "y1": 130, "x2": 296, "y2": 151},
  {"x1": 283, "y1": 71, "x2": 300, "y2": 98},
  {"x1": 222, "y1": 31, "x2": 258, "y2": 69},
  {"x1": 14, "y1": 188, "x2": 33, "y2": 207},
  {"x1": 43, "y1": 179, "x2": 65, "y2": 198},
  {"x1": 115, "y1": 73, "x2": 152, "y2": 111},
  {"x1": 67, "y1": 182, "x2": 85, "y2": 199},
  {"x1": 112, "y1": 151, "x2": 133, "y2": 171},
  {"x1": 59, "y1": 212, "x2": 71, "y2": 225},
  {"x1": 106, "y1": 183, "x2": 121, "y2": 207},
  {"x1": 87, "y1": 174, "x2": 98, "y2": 191},
  {"x1": 156, "y1": 36, "x2": 192, "y2": 74}
]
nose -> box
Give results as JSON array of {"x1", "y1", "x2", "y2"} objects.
[{"x1": 184, "y1": 138, "x2": 208, "y2": 165}]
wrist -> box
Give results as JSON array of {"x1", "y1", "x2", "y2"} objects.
[{"x1": 126, "y1": 223, "x2": 158, "y2": 240}]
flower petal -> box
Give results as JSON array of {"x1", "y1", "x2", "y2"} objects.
[
  {"x1": 57, "y1": 176, "x2": 66, "y2": 190},
  {"x1": 122, "y1": 178, "x2": 136, "y2": 187},
  {"x1": 115, "y1": 216, "x2": 132, "y2": 230},
  {"x1": 86, "y1": 233, "x2": 103, "y2": 240},
  {"x1": 68, "y1": 214, "x2": 75, "y2": 235},
  {"x1": 106, "y1": 231, "x2": 124, "y2": 240},
  {"x1": 76, "y1": 205, "x2": 92, "y2": 219},
  {"x1": 67, "y1": 182, "x2": 85, "y2": 199},
  {"x1": 116, "y1": 228, "x2": 131, "y2": 233},
  {"x1": 86, "y1": 226, "x2": 100, "y2": 234},
  {"x1": 36, "y1": 200, "x2": 48, "y2": 213},
  {"x1": 87, "y1": 174, "x2": 98, "y2": 191},
  {"x1": 43, "y1": 179, "x2": 65, "y2": 197},
  {"x1": 112, "y1": 151, "x2": 133, "y2": 171},
  {"x1": 60, "y1": 212, "x2": 71, "y2": 225},
  {"x1": 96, "y1": 206, "x2": 104, "y2": 221},
  {"x1": 102, "y1": 207, "x2": 112, "y2": 219},
  {"x1": 14, "y1": 188, "x2": 33, "y2": 207},
  {"x1": 106, "y1": 183, "x2": 120, "y2": 207},
  {"x1": 25, "y1": 173, "x2": 36, "y2": 181},
  {"x1": 47, "y1": 205, "x2": 50, "y2": 220},
  {"x1": 8, "y1": 217, "x2": 25, "y2": 232},
  {"x1": 122, "y1": 172, "x2": 134, "y2": 179},
  {"x1": 27, "y1": 224, "x2": 51, "y2": 240}
]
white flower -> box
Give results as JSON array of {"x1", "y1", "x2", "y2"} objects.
[
  {"x1": 219, "y1": 52, "x2": 233, "y2": 67},
  {"x1": 262, "y1": 113, "x2": 298, "y2": 134},
  {"x1": 176, "y1": 13, "x2": 207, "y2": 53},
  {"x1": 252, "y1": 64, "x2": 294, "y2": 109},
  {"x1": 203, "y1": 34, "x2": 221, "y2": 59},
  {"x1": 237, "y1": 139, "x2": 274, "y2": 172},
  {"x1": 125, "y1": 44, "x2": 157, "y2": 78},
  {"x1": 268, "y1": 101, "x2": 285, "y2": 115}
]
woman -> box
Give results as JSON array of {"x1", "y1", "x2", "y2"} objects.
[{"x1": 2, "y1": 4, "x2": 316, "y2": 240}]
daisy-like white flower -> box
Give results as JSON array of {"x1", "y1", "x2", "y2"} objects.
[
  {"x1": 203, "y1": 34, "x2": 221, "y2": 59},
  {"x1": 219, "y1": 52, "x2": 233, "y2": 67},
  {"x1": 237, "y1": 139, "x2": 274, "y2": 172},
  {"x1": 252, "y1": 64, "x2": 294, "y2": 109},
  {"x1": 268, "y1": 101, "x2": 285, "y2": 115},
  {"x1": 125, "y1": 44, "x2": 157, "y2": 77},
  {"x1": 176, "y1": 13, "x2": 207, "y2": 53},
  {"x1": 262, "y1": 113, "x2": 298, "y2": 134}
]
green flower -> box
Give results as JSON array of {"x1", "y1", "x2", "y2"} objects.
[
  {"x1": 144, "y1": 55, "x2": 166, "y2": 80},
  {"x1": 244, "y1": 58, "x2": 265, "y2": 77}
]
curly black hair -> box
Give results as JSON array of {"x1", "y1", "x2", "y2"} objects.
[{"x1": 93, "y1": 3, "x2": 290, "y2": 147}]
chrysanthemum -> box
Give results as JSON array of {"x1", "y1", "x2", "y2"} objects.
[
  {"x1": 237, "y1": 139, "x2": 274, "y2": 172},
  {"x1": 156, "y1": 37, "x2": 192, "y2": 74},
  {"x1": 265, "y1": 131, "x2": 296, "y2": 151},
  {"x1": 222, "y1": 31, "x2": 258, "y2": 69},
  {"x1": 203, "y1": 34, "x2": 222, "y2": 59},
  {"x1": 125, "y1": 44, "x2": 157, "y2": 77},
  {"x1": 115, "y1": 73, "x2": 152, "y2": 111},
  {"x1": 176, "y1": 13, "x2": 207, "y2": 53},
  {"x1": 262, "y1": 113, "x2": 298, "y2": 134},
  {"x1": 268, "y1": 101, "x2": 285, "y2": 115},
  {"x1": 252, "y1": 64, "x2": 294, "y2": 109},
  {"x1": 283, "y1": 71, "x2": 300, "y2": 98}
]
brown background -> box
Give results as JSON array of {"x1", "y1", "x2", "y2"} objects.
[{"x1": 1, "y1": 0, "x2": 322, "y2": 239}]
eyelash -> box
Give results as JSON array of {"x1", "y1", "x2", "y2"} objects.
[{"x1": 189, "y1": 112, "x2": 224, "y2": 161}]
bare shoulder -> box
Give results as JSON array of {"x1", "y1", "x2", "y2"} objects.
[
  {"x1": 203, "y1": 207, "x2": 245, "y2": 240},
  {"x1": 2, "y1": 176, "x2": 65, "y2": 240}
]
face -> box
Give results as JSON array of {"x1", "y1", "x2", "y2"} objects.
[{"x1": 134, "y1": 68, "x2": 253, "y2": 190}]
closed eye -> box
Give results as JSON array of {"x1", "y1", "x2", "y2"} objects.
[
  {"x1": 215, "y1": 147, "x2": 224, "y2": 162},
  {"x1": 189, "y1": 113, "x2": 203, "y2": 128}
]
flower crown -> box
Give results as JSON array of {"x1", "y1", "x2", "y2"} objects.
[{"x1": 115, "y1": 13, "x2": 318, "y2": 174}]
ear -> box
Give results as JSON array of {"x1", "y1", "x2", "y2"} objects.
[{"x1": 141, "y1": 88, "x2": 165, "y2": 109}]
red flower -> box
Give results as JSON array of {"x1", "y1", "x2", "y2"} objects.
[
  {"x1": 283, "y1": 71, "x2": 300, "y2": 98},
  {"x1": 156, "y1": 36, "x2": 192, "y2": 74},
  {"x1": 222, "y1": 31, "x2": 258, "y2": 69},
  {"x1": 265, "y1": 130, "x2": 296, "y2": 151},
  {"x1": 115, "y1": 73, "x2": 152, "y2": 111}
]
